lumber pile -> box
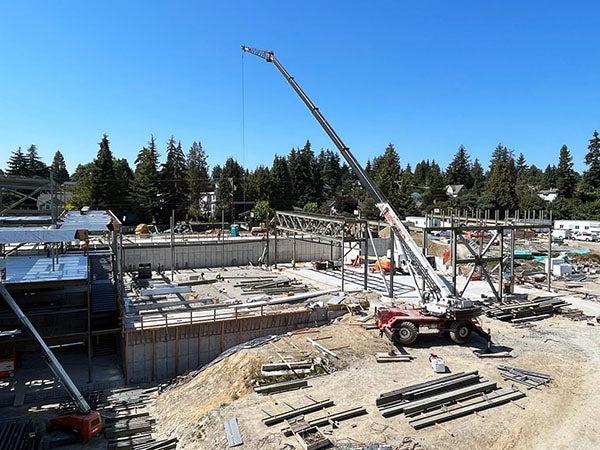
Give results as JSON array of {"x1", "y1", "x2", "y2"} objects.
[{"x1": 376, "y1": 371, "x2": 525, "y2": 429}]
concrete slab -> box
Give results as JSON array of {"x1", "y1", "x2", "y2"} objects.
[{"x1": 2, "y1": 255, "x2": 88, "y2": 284}]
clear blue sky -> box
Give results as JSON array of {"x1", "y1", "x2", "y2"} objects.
[{"x1": 1, "y1": 1, "x2": 599, "y2": 174}]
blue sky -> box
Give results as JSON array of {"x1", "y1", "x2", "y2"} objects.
[{"x1": 1, "y1": 1, "x2": 598, "y2": 174}]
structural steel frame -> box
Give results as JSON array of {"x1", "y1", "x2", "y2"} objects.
[
  {"x1": 273, "y1": 211, "x2": 370, "y2": 293},
  {"x1": 419, "y1": 209, "x2": 553, "y2": 301}
]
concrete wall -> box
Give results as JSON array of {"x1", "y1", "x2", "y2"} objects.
[
  {"x1": 122, "y1": 236, "x2": 391, "y2": 271},
  {"x1": 123, "y1": 306, "x2": 343, "y2": 383}
]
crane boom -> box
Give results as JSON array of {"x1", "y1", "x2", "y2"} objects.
[{"x1": 242, "y1": 45, "x2": 477, "y2": 316}]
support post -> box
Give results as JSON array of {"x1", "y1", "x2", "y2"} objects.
[
  {"x1": 498, "y1": 229, "x2": 504, "y2": 300},
  {"x1": 87, "y1": 259, "x2": 92, "y2": 383},
  {"x1": 274, "y1": 223, "x2": 278, "y2": 269},
  {"x1": 547, "y1": 225, "x2": 552, "y2": 292},
  {"x1": 363, "y1": 225, "x2": 368, "y2": 291},
  {"x1": 221, "y1": 208, "x2": 225, "y2": 270},
  {"x1": 265, "y1": 215, "x2": 270, "y2": 267},
  {"x1": 451, "y1": 229, "x2": 457, "y2": 296},
  {"x1": 341, "y1": 229, "x2": 345, "y2": 292},
  {"x1": 170, "y1": 210, "x2": 175, "y2": 281},
  {"x1": 389, "y1": 232, "x2": 395, "y2": 298},
  {"x1": 509, "y1": 228, "x2": 515, "y2": 294}
]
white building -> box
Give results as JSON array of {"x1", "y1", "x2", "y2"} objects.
[
  {"x1": 538, "y1": 188, "x2": 558, "y2": 202},
  {"x1": 405, "y1": 216, "x2": 442, "y2": 228},
  {"x1": 199, "y1": 191, "x2": 218, "y2": 218},
  {"x1": 554, "y1": 220, "x2": 600, "y2": 234}
]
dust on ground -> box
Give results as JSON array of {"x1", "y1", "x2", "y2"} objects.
[{"x1": 150, "y1": 307, "x2": 600, "y2": 450}]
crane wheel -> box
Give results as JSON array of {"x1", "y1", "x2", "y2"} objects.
[
  {"x1": 393, "y1": 321, "x2": 418, "y2": 345},
  {"x1": 449, "y1": 321, "x2": 471, "y2": 344}
]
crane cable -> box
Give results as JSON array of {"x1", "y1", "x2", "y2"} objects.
[{"x1": 241, "y1": 50, "x2": 246, "y2": 203}]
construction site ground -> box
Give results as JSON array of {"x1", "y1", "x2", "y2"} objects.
[{"x1": 150, "y1": 267, "x2": 600, "y2": 450}]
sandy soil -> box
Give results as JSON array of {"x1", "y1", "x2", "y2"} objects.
[{"x1": 151, "y1": 305, "x2": 600, "y2": 450}]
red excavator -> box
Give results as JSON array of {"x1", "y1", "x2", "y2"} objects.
[
  {"x1": 242, "y1": 46, "x2": 490, "y2": 346},
  {"x1": 0, "y1": 284, "x2": 103, "y2": 441}
]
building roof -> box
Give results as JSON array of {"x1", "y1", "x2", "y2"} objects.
[
  {"x1": 2, "y1": 255, "x2": 88, "y2": 284},
  {"x1": 0, "y1": 227, "x2": 78, "y2": 244},
  {"x1": 59, "y1": 210, "x2": 113, "y2": 232}
]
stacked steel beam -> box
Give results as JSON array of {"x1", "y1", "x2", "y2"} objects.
[
  {"x1": 376, "y1": 371, "x2": 526, "y2": 429},
  {"x1": 481, "y1": 297, "x2": 570, "y2": 323}
]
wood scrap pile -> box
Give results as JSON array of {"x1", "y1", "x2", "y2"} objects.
[
  {"x1": 235, "y1": 277, "x2": 309, "y2": 295},
  {"x1": 103, "y1": 387, "x2": 177, "y2": 450},
  {"x1": 376, "y1": 371, "x2": 525, "y2": 429}
]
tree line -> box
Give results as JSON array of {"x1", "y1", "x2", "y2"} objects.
[{"x1": 2, "y1": 130, "x2": 600, "y2": 223}]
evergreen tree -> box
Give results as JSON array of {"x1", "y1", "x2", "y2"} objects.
[
  {"x1": 422, "y1": 161, "x2": 447, "y2": 208},
  {"x1": 160, "y1": 137, "x2": 188, "y2": 221},
  {"x1": 70, "y1": 163, "x2": 94, "y2": 207},
  {"x1": 583, "y1": 130, "x2": 600, "y2": 191},
  {"x1": 541, "y1": 164, "x2": 558, "y2": 189},
  {"x1": 25, "y1": 145, "x2": 49, "y2": 177},
  {"x1": 131, "y1": 136, "x2": 160, "y2": 222},
  {"x1": 556, "y1": 145, "x2": 578, "y2": 198},
  {"x1": 269, "y1": 155, "x2": 294, "y2": 210},
  {"x1": 486, "y1": 144, "x2": 517, "y2": 211},
  {"x1": 90, "y1": 134, "x2": 116, "y2": 209},
  {"x1": 470, "y1": 158, "x2": 485, "y2": 195},
  {"x1": 445, "y1": 145, "x2": 472, "y2": 188},
  {"x1": 413, "y1": 160, "x2": 430, "y2": 187},
  {"x1": 50, "y1": 150, "x2": 70, "y2": 183},
  {"x1": 287, "y1": 141, "x2": 320, "y2": 206},
  {"x1": 515, "y1": 152, "x2": 527, "y2": 178},
  {"x1": 216, "y1": 157, "x2": 245, "y2": 222},
  {"x1": 246, "y1": 166, "x2": 271, "y2": 201},
  {"x1": 187, "y1": 141, "x2": 211, "y2": 210},
  {"x1": 318, "y1": 149, "x2": 342, "y2": 198},
  {"x1": 6, "y1": 147, "x2": 28, "y2": 176},
  {"x1": 373, "y1": 143, "x2": 407, "y2": 213}
]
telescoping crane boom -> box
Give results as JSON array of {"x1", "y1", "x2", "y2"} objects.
[
  {"x1": 0, "y1": 283, "x2": 103, "y2": 440},
  {"x1": 242, "y1": 45, "x2": 484, "y2": 345}
]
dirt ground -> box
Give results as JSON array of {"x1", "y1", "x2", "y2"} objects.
[{"x1": 150, "y1": 302, "x2": 600, "y2": 450}]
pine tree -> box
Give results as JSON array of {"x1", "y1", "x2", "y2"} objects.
[
  {"x1": 413, "y1": 160, "x2": 430, "y2": 187},
  {"x1": 131, "y1": 136, "x2": 160, "y2": 222},
  {"x1": 583, "y1": 130, "x2": 600, "y2": 190},
  {"x1": 6, "y1": 147, "x2": 28, "y2": 176},
  {"x1": 25, "y1": 145, "x2": 49, "y2": 177},
  {"x1": 445, "y1": 145, "x2": 472, "y2": 188},
  {"x1": 246, "y1": 166, "x2": 271, "y2": 201},
  {"x1": 216, "y1": 157, "x2": 245, "y2": 222},
  {"x1": 470, "y1": 158, "x2": 485, "y2": 195},
  {"x1": 556, "y1": 145, "x2": 578, "y2": 198},
  {"x1": 515, "y1": 153, "x2": 527, "y2": 178},
  {"x1": 269, "y1": 155, "x2": 294, "y2": 210},
  {"x1": 90, "y1": 134, "x2": 116, "y2": 209},
  {"x1": 113, "y1": 158, "x2": 134, "y2": 213},
  {"x1": 70, "y1": 163, "x2": 94, "y2": 207},
  {"x1": 187, "y1": 141, "x2": 211, "y2": 209},
  {"x1": 287, "y1": 140, "x2": 320, "y2": 206},
  {"x1": 50, "y1": 150, "x2": 70, "y2": 183},
  {"x1": 541, "y1": 164, "x2": 558, "y2": 189},
  {"x1": 422, "y1": 161, "x2": 447, "y2": 208},
  {"x1": 160, "y1": 137, "x2": 188, "y2": 221},
  {"x1": 373, "y1": 143, "x2": 404, "y2": 210},
  {"x1": 486, "y1": 144, "x2": 517, "y2": 211},
  {"x1": 318, "y1": 149, "x2": 342, "y2": 198}
]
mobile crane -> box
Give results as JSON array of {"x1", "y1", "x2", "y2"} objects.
[
  {"x1": 242, "y1": 45, "x2": 486, "y2": 345},
  {"x1": 0, "y1": 283, "x2": 103, "y2": 441}
]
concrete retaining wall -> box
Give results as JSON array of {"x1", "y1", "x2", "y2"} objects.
[
  {"x1": 122, "y1": 237, "x2": 390, "y2": 271},
  {"x1": 123, "y1": 306, "x2": 343, "y2": 383}
]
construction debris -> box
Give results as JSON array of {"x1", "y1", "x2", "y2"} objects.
[
  {"x1": 287, "y1": 418, "x2": 330, "y2": 450},
  {"x1": 281, "y1": 407, "x2": 368, "y2": 437},
  {"x1": 224, "y1": 417, "x2": 243, "y2": 447},
  {"x1": 307, "y1": 337, "x2": 339, "y2": 359},
  {"x1": 375, "y1": 349, "x2": 414, "y2": 363},
  {"x1": 429, "y1": 354, "x2": 446, "y2": 373},
  {"x1": 236, "y1": 277, "x2": 309, "y2": 295},
  {"x1": 481, "y1": 296, "x2": 570, "y2": 322}
]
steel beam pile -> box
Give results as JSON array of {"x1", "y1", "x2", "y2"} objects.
[
  {"x1": 498, "y1": 365, "x2": 552, "y2": 389},
  {"x1": 254, "y1": 379, "x2": 309, "y2": 395},
  {"x1": 235, "y1": 277, "x2": 309, "y2": 295},
  {"x1": 376, "y1": 371, "x2": 526, "y2": 429},
  {"x1": 0, "y1": 417, "x2": 36, "y2": 450},
  {"x1": 481, "y1": 297, "x2": 570, "y2": 323}
]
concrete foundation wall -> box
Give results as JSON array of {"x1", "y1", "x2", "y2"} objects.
[
  {"x1": 122, "y1": 237, "x2": 390, "y2": 271},
  {"x1": 123, "y1": 306, "x2": 341, "y2": 383}
]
